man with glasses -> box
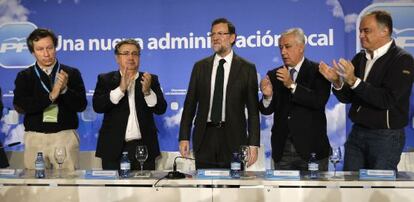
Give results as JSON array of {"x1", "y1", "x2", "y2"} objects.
[
  {"x1": 179, "y1": 18, "x2": 260, "y2": 169},
  {"x1": 13, "y1": 28, "x2": 87, "y2": 170},
  {"x1": 93, "y1": 39, "x2": 167, "y2": 170}
]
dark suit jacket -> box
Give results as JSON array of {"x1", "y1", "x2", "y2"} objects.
[
  {"x1": 93, "y1": 71, "x2": 167, "y2": 161},
  {"x1": 179, "y1": 53, "x2": 260, "y2": 154},
  {"x1": 259, "y1": 58, "x2": 331, "y2": 162},
  {"x1": 333, "y1": 41, "x2": 414, "y2": 129}
]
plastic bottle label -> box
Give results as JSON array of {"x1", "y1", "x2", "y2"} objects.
[
  {"x1": 231, "y1": 162, "x2": 241, "y2": 170},
  {"x1": 35, "y1": 162, "x2": 45, "y2": 170},
  {"x1": 120, "y1": 162, "x2": 130, "y2": 170},
  {"x1": 308, "y1": 163, "x2": 318, "y2": 171}
]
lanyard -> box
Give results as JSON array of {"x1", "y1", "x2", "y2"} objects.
[{"x1": 34, "y1": 61, "x2": 60, "y2": 93}]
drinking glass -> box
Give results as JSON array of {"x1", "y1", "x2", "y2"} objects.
[
  {"x1": 239, "y1": 145, "x2": 250, "y2": 177},
  {"x1": 329, "y1": 147, "x2": 342, "y2": 178},
  {"x1": 54, "y1": 147, "x2": 67, "y2": 178},
  {"x1": 135, "y1": 145, "x2": 148, "y2": 176}
]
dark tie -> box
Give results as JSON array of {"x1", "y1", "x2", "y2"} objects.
[
  {"x1": 289, "y1": 68, "x2": 296, "y2": 81},
  {"x1": 211, "y1": 59, "x2": 226, "y2": 123}
]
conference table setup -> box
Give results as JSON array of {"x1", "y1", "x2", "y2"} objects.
[{"x1": 1, "y1": 169, "x2": 414, "y2": 202}]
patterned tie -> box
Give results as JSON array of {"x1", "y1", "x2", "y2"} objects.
[
  {"x1": 211, "y1": 59, "x2": 226, "y2": 123},
  {"x1": 289, "y1": 68, "x2": 296, "y2": 81}
]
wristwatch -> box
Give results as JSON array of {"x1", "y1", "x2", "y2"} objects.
[
  {"x1": 289, "y1": 83, "x2": 297, "y2": 93},
  {"x1": 289, "y1": 83, "x2": 297, "y2": 90}
]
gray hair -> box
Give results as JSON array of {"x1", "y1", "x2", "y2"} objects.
[{"x1": 280, "y1": 28, "x2": 306, "y2": 45}]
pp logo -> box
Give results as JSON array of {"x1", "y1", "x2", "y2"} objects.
[
  {"x1": 394, "y1": 28, "x2": 414, "y2": 52},
  {"x1": 0, "y1": 22, "x2": 37, "y2": 69}
]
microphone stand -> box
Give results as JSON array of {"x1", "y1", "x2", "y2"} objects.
[
  {"x1": 166, "y1": 156, "x2": 194, "y2": 179},
  {"x1": 0, "y1": 142, "x2": 21, "y2": 149},
  {"x1": 165, "y1": 156, "x2": 229, "y2": 179}
]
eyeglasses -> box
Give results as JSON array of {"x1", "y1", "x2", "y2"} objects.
[
  {"x1": 208, "y1": 32, "x2": 231, "y2": 37},
  {"x1": 117, "y1": 51, "x2": 140, "y2": 56}
]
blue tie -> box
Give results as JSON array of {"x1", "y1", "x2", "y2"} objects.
[{"x1": 290, "y1": 68, "x2": 296, "y2": 81}]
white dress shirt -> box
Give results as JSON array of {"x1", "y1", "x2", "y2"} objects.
[
  {"x1": 208, "y1": 50, "x2": 233, "y2": 122},
  {"x1": 109, "y1": 72, "x2": 157, "y2": 141}
]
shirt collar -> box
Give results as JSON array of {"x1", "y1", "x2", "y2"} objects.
[
  {"x1": 119, "y1": 70, "x2": 139, "y2": 80},
  {"x1": 37, "y1": 60, "x2": 57, "y2": 75},
  {"x1": 365, "y1": 39, "x2": 393, "y2": 60},
  {"x1": 288, "y1": 57, "x2": 305, "y2": 72},
  {"x1": 214, "y1": 50, "x2": 234, "y2": 65}
]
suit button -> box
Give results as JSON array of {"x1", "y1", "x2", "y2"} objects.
[{"x1": 288, "y1": 116, "x2": 291, "y2": 120}]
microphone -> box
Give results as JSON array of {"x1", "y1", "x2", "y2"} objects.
[
  {"x1": 166, "y1": 156, "x2": 193, "y2": 179},
  {"x1": 0, "y1": 142, "x2": 21, "y2": 149},
  {"x1": 166, "y1": 156, "x2": 229, "y2": 179}
]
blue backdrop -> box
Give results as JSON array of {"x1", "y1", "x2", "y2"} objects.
[{"x1": 1, "y1": 0, "x2": 413, "y2": 169}]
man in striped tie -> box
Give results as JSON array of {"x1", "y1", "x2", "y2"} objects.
[{"x1": 259, "y1": 28, "x2": 332, "y2": 171}]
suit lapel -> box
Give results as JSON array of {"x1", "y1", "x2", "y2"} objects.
[
  {"x1": 112, "y1": 71, "x2": 122, "y2": 89},
  {"x1": 295, "y1": 58, "x2": 309, "y2": 85},
  {"x1": 205, "y1": 55, "x2": 214, "y2": 103},
  {"x1": 358, "y1": 51, "x2": 367, "y2": 79},
  {"x1": 226, "y1": 54, "x2": 241, "y2": 99}
]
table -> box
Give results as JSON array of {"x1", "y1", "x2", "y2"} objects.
[{"x1": 1, "y1": 170, "x2": 414, "y2": 202}]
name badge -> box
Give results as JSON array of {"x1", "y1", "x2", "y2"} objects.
[
  {"x1": 91, "y1": 170, "x2": 117, "y2": 177},
  {"x1": 84, "y1": 170, "x2": 118, "y2": 179},
  {"x1": 359, "y1": 169, "x2": 396, "y2": 180},
  {"x1": 196, "y1": 169, "x2": 232, "y2": 179},
  {"x1": 204, "y1": 170, "x2": 230, "y2": 177},
  {"x1": 0, "y1": 169, "x2": 16, "y2": 175},
  {"x1": 43, "y1": 104, "x2": 58, "y2": 123},
  {"x1": 265, "y1": 169, "x2": 300, "y2": 180}
]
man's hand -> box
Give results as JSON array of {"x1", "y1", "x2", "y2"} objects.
[
  {"x1": 141, "y1": 72, "x2": 152, "y2": 95},
  {"x1": 336, "y1": 58, "x2": 357, "y2": 86},
  {"x1": 119, "y1": 68, "x2": 135, "y2": 92},
  {"x1": 179, "y1": 140, "x2": 190, "y2": 157},
  {"x1": 260, "y1": 76, "x2": 273, "y2": 99},
  {"x1": 276, "y1": 67, "x2": 294, "y2": 88},
  {"x1": 49, "y1": 69, "x2": 69, "y2": 101},
  {"x1": 56, "y1": 69, "x2": 69, "y2": 92},
  {"x1": 319, "y1": 61, "x2": 342, "y2": 88},
  {"x1": 247, "y1": 146, "x2": 258, "y2": 167}
]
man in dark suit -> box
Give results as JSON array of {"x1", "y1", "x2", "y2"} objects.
[
  {"x1": 320, "y1": 10, "x2": 414, "y2": 171},
  {"x1": 93, "y1": 39, "x2": 167, "y2": 170},
  {"x1": 179, "y1": 18, "x2": 260, "y2": 169},
  {"x1": 260, "y1": 28, "x2": 331, "y2": 171}
]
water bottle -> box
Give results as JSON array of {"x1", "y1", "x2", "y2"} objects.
[
  {"x1": 230, "y1": 152, "x2": 241, "y2": 178},
  {"x1": 35, "y1": 152, "x2": 45, "y2": 178},
  {"x1": 308, "y1": 152, "x2": 319, "y2": 179},
  {"x1": 119, "y1": 152, "x2": 130, "y2": 178}
]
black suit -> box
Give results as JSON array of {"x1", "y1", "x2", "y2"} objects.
[
  {"x1": 259, "y1": 58, "x2": 331, "y2": 163},
  {"x1": 93, "y1": 71, "x2": 167, "y2": 168},
  {"x1": 179, "y1": 53, "x2": 260, "y2": 167}
]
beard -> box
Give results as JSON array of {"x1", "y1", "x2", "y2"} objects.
[{"x1": 213, "y1": 44, "x2": 230, "y2": 56}]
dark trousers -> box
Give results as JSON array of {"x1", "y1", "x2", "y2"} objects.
[
  {"x1": 195, "y1": 126, "x2": 232, "y2": 169},
  {"x1": 343, "y1": 124, "x2": 405, "y2": 171},
  {"x1": 274, "y1": 138, "x2": 328, "y2": 171},
  {"x1": 0, "y1": 144, "x2": 9, "y2": 168},
  {"x1": 101, "y1": 139, "x2": 155, "y2": 170}
]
